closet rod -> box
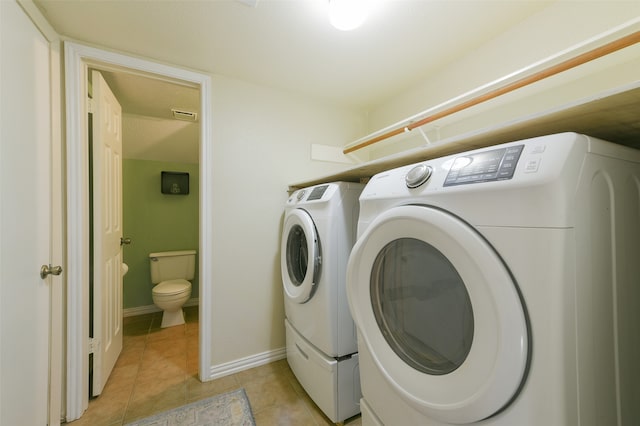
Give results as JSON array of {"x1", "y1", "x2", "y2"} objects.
[{"x1": 343, "y1": 30, "x2": 640, "y2": 155}]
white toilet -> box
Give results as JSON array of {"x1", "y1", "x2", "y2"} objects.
[{"x1": 149, "y1": 250, "x2": 196, "y2": 328}]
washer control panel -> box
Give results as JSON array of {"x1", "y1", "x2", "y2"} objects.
[
  {"x1": 287, "y1": 184, "x2": 333, "y2": 205},
  {"x1": 306, "y1": 184, "x2": 329, "y2": 200},
  {"x1": 444, "y1": 145, "x2": 524, "y2": 186}
]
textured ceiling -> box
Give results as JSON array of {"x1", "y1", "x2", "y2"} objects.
[
  {"x1": 96, "y1": 70, "x2": 200, "y2": 163},
  {"x1": 36, "y1": 0, "x2": 552, "y2": 109}
]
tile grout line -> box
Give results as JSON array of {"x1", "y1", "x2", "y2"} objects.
[{"x1": 120, "y1": 314, "x2": 154, "y2": 424}]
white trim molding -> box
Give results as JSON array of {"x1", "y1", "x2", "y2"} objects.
[
  {"x1": 123, "y1": 298, "x2": 199, "y2": 318},
  {"x1": 207, "y1": 348, "x2": 287, "y2": 381},
  {"x1": 64, "y1": 41, "x2": 214, "y2": 422},
  {"x1": 64, "y1": 41, "x2": 91, "y2": 421}
]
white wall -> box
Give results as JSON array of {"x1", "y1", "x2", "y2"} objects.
[
  {"x1": 366, "y1": 0, "x2": 640, "y2": 159},
  {"x1": 208, "y1": 75, "x2": 365, "y2": 365}
]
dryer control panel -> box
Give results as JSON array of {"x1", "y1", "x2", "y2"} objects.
[{"x1": 444, "y1": 145, "x2": 524, "y2": 186}]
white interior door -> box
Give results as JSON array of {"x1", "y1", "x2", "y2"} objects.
[
  {"x1": 91, "y1": 70, "x2": 124, "y2": 396},
  {"x1": 0, "y1": 1, "x2": 53, "y2": 423}
]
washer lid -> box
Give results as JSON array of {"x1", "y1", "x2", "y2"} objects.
[
  {"x1": 347, "y1": 205, "x2": 530, "y2": 424},
  {"x1": 281, "y1": 208, "x2": 321, "y2": 304},
  {"x1": 153, "y1": 279, "x2": 191, "y2": 296}
]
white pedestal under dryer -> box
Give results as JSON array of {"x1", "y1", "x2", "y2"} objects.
[
  {"x1": 347, "y1": 133, "x2": 640, "y2": 426},
  {"x1": 281, "y1": 181, "x2": 364, "y2": 424}
]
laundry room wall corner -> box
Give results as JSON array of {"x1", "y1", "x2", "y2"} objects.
[{"x1": 204, "y1": 75, "x2": 365, "y2": 375}]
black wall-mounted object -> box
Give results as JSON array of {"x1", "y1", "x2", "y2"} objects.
[{"x1": 161, "y1": 171, "x2": 189, "y2": 195}]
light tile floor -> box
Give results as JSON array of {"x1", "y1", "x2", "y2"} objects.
[{"x1": 66, "y1": 306, "x2": 362, "y2": 426}]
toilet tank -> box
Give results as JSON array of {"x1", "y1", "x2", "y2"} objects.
[{"x1": 149, "y1": 250, "x2": 196, "y2": 283}]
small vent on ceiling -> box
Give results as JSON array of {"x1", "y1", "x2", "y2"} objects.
[
  {"x1": 171, "y1": 108, "x2": 198, "y2": 122},
  {"x1": 236, "y1": 0, "x2": 259, "y2": 7}
]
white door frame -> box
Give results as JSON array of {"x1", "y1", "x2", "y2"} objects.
[{"x1": 64, "y1": 41, "x2": 214, "y2": 421}]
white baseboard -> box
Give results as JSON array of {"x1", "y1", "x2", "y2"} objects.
[
  {"x1": 204, "y1": 347, "x2": 287, "y2": 381},
  {"x1": 123, "y1": 298, "x2": 199, "y2": 317},
  {"x1": 124, "y1": 299, "x2": 285, "y2": 381}
]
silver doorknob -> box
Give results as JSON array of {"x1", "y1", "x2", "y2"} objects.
[
  {"x1": 120, "y1": 237, "x2": 132, "y2": 246},
  {"x1": 41, "y1": 264, "x2": 63, "y2": 279}
]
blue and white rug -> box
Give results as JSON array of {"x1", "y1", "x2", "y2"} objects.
[{"x1": 126, "y1": 388, "x2": 255, "y2": 426}]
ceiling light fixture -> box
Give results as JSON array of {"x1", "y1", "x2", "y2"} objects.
[{"x1": 328, "y1": 0, "x2": 369, "y2": 31}]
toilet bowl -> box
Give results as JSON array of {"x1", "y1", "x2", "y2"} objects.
[
  {"x1": 152, "y1": 279, "x2": 192, "y2": 328},
  {"x1": 149, "y1": 250, "x2": 196, "y2": 328}
]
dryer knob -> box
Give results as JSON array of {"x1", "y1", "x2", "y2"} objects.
[
  {"x1": 405, "y1": 164, "x2": 433, "y2": 188},
  {"x1": 296, "y1": 189, "x2": 306, "y2": 201}
]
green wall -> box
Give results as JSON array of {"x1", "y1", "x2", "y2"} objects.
[{"x1": 122, "y1": 159, "x2": 199, "y2": 309}]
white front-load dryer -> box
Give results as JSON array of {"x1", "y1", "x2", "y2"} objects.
[
  {"x1": 281, "y1": 181, "x2": 364, "y2": 424},
  {"x1": 347, "y1": 133, "x2": 640, "y2": 426}
]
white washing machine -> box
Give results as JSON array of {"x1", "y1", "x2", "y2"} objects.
[
  {"x1": 281, "y1": 181, "x2": 364, "y2": 424},
  {"x1": 346, "y1": 133, "x2": 640, "y2": 426}
]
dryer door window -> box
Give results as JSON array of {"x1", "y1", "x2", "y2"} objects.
[
  {"x1": 347, "y1": 205, "x2": 529, "y2": 424},
  {"x1": 281, "y1": 208, "x2": 320, "y2": 303},
  {"x1": 286, "y1": 223, "x2": 309, "y2": 286},
  {"x1": 371, "y1": 237, "x2": 474, "y2": 376}
]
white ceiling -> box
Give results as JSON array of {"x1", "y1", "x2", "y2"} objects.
[
  {"x1": 35, "y1": 0, "x2": 554, "y2": 162},
  {"x1": 98, "y1": 70, "x2": 201, "y2": 163}
]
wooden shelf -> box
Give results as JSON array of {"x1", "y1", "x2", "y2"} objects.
[{"x1": 290, "y1": 84, "x2": 640, "y2": 190}]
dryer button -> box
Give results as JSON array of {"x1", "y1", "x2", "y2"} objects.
[
  {"x1": 406, "y1": 164, "x2": 433, "y2": 188},
  {"x1": 524, "y1": 158, "x2": 541, "y2": 173},
  {"x1": 531, "y1": 145, "x2": 546, "y2": 154}
]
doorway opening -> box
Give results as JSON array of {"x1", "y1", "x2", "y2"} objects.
[
  {"x1": 87, "y1": 67, "x2": 201, "y2": 399},
  {"x1": 64, "y1": 41, "x2": 214, "y2": 422}
]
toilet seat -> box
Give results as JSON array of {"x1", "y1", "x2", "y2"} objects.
[{"x1": 153, "y1": 279, "x2": 191, "y2": 296}]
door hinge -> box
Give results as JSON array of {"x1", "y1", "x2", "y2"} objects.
[
  {"x1": 88, "y1": 337, "x2": 100, "y2": 354},
  {"x1": 87, "y1": 97, "x2": 94, "y2": 114}
]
